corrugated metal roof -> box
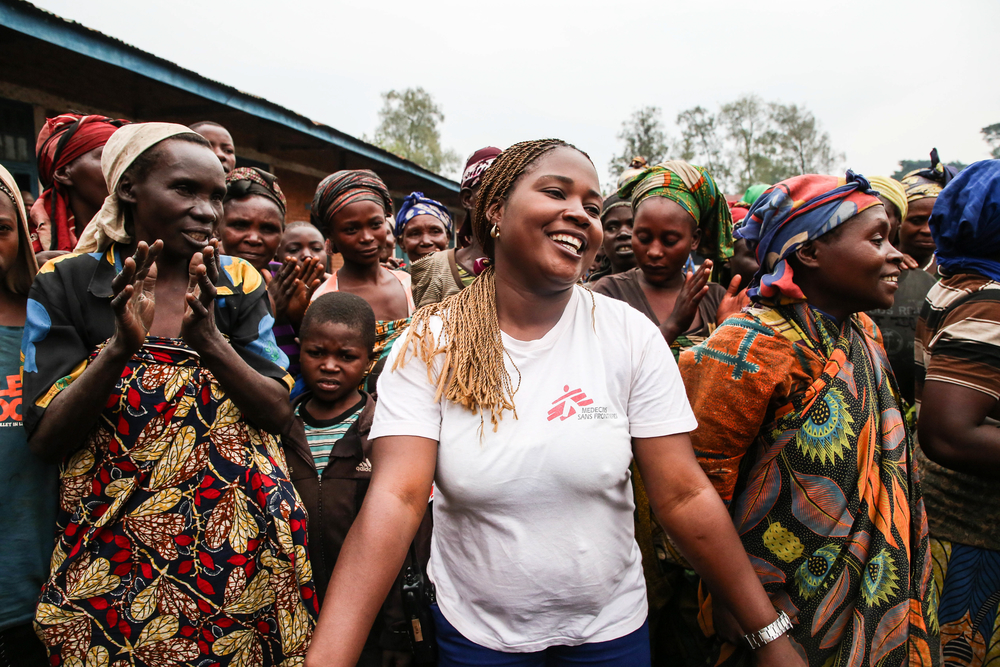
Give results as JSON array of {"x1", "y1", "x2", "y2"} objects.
[{"x1": 0, "y1": 0, "x2": 459, "y2": 192}]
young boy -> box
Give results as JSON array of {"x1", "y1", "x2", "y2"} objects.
[{"x1": 284, "y1": 292, "x2": 415, "y2": 664}]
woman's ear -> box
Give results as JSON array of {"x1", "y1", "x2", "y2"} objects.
[
  {"x1": 486, "y1": 199, "x2": 504, "y2": 228},
  {"x1": 794, "y1": 240, "x2": 822, "y2": 270},
  {"x1": 325, "y1": 237, "x2": 337, "y2": 256},
  {"x1": 52, "y1": 165, "x2": 74, "y2": 188},
  {"x1": 690, "y1": 228, "x2": 703, "y2": 253},
  {"x1": 117, "y1": 174, "x2": 138, "y2": 205}
]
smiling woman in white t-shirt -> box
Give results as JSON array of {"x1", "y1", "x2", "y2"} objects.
[{"x1": 305, "y1": 140, "x2": 805, "y2": 667}]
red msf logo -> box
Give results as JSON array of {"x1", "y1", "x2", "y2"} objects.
[{"x1": 548, "y1": 385, "x2": 593, "y2": 421}]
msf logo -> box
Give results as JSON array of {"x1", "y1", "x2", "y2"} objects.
[{"x1": 547, "y1": 385, "x2": 593, "y2": 421}]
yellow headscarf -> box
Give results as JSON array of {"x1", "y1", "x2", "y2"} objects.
[
  {"x1": 75, "y1": 123, "x2": 204, "y2": 253},
  {"x1": 868, "y1": 176, "x2": 908, "y2": 222}
]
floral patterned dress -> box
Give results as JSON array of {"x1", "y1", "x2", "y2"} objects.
[
  {"x1": 23, "y1": 247, "x2": 318, "y2": 666},
  {"x1": 680, "y1": 303, "x2": 940, "y2": 667}
]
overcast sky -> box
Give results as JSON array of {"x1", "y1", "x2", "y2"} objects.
[{"x1": 32, "y1": 0, "x2": 1000, "y2": 192}]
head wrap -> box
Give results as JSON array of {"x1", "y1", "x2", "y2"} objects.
[
  {"x1": 310, "y1": 170, "x2": 392, "y2": 235},
  {"x1": 394, "y1": 192, "x2": 452, "y2": 237},
  {"x1": 461, "y1": 147, "x2": 502, "y2": 190},
  {"x1": 902, "y1": 148, "x2": 958, "y2": 202},
  {"x1": 30, "y1": 113, "x2": 128, "y2": 252},
  {"x1": 75, "y1": 123, "x2": 206, "y2": 253},
  {"x1": 739, "y1": 183, "x2": 770, "y2": 207},
  {"x1": 0, "y1": 164, "x2": 39, "y2": 296},
  {"x1": 600, "y1": 194, "x2": 630, "y2": 224},
  {"x1": 617, "y1": 160, "x2": 733, "y2": 262},
  {"x1": 225, "y1": 167, "x2": 286, "y2": 216},
  {"x1": 929, "y1": 160, "x2": 1000, "y2": 282},
  {"x1": 616, "y1": 156, "x2": 648, "y2": 191},
  {"x1": 729, "y1": 201, "x2": 751, "y2": 229},
  {"x1": 737, "y1": 170, "x2": 881, "y2": 304},
  {"x1": 867, "y1": 175, "x2": 908, "y2": 223}
]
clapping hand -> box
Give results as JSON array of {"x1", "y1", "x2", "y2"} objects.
[
  {"x1": 180, "y1": 244, "x2": 223, "y2": 352},
  {"x1": 661, "y1": 259, "x2": 712, "y2": 344},
  {"x1": 268, "y1": 256, "x2": 325, "y2": 325},
  {"x1": 110, "y1": 240, "x2": 161, "y2": 355}
]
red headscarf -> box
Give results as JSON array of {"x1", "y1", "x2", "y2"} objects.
[{"x1": 30, "y1": 113, "x2": 128, "y2": 252}]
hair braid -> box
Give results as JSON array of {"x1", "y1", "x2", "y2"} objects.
[{"x1": 393, "y1": 139, "x2": 585, "y2": 432}]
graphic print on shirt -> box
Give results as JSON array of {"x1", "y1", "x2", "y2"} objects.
[
  {"x1": 547, "y1": 384, "x2": 619, "y2": 422},
  {"x1": 0, "y1": 373, "x2": 22, "y2": 426}
]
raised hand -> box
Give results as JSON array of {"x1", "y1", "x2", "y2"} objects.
[
  {"x1": 661, "y1": 259, "x2": 712, "y2": 344},
  {"x1": 109, "y1": 240, "x2": 162, "y2": 355},
  {"x1": 180, "y1": 245, "x2": 223, "y2": 353},
  {"x1": 267, "y1": 257, "x2": 298, "y2": 319},
  {"x1": 716, "y1": 275, "x2": 750, "y2": 325},
  {"x1": 287, "y1": 256, "x2": 325, "y2": 326}
]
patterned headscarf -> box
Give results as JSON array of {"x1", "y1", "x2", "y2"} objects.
[
  {"x1": 30, "y1": 113, "x2": 129, "y2": 252},
  {"x1": 618, "y1": 160, "x2": 733, "y2": 262},
  {"x1": 929, "y1": 160, "x2": 1000, "y2": 282},
  {"x1": 311, "y1": 170, "x2": 392, "y2": 235},
  {"x1": 75, "y1": 123, "x2": 205, "y2": 253},
  {"x1": 867, "y1": 175, "x2": 908, "y2": 223},
  {"x1": 902, "y1": 148, "x2": 958, "y2": 202},
  {"x1": 737, "y1": 170, "x2": 881, "y2": 304},
  {"x1": 0, "y1": 163, "x2": 39, "y2": 296},
  {"x1": 225, "y1": 167, "x2": 286, "y2": 216},
  {"x1": 600, "y1": 193, "x2": 630, "y2": 224},
  {"x1": 461, "y1": 147, "x2": 502, "y2": 190},
  {"x1": 729, "y1": 201, "x2": 751, "y2": 229},
  {"x1": 394, "y1": 192, "x2": 453, "y2": 237}
]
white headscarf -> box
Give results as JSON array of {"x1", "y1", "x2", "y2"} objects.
[
  {"x1": 75, "y1": 123, "x2": 204, "y2": 253},
  {"x1": 0, "y1": 163, "x2": 39, "y2": 295}
]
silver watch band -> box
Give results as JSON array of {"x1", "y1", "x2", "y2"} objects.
[{"x1": 743, "y1": 610, "x2": 792, "y2": 650}]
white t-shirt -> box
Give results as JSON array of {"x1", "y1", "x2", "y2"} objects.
[{"x1": 371, "y1": 286, "x2": 697, "y2": 652}]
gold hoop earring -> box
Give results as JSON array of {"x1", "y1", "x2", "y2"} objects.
[{"x1": 490, "y1": 224, "x2": 500, "y2": 239}]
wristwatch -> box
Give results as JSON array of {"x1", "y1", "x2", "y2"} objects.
[{"x1": 744, "y1": 610, "x2": 793, "y2": 650}]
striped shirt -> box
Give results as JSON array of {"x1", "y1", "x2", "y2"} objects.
[
  {"x1": 298, "y1": 399, "x2": 365, "y2": 474},
  {"x1": 914, "y1": 272, "x2": 1000, "y2": 549}
]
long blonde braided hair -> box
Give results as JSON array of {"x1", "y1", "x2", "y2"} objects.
[{"x1": 392, "y1": 139, "x2": 584, "y2": 431}]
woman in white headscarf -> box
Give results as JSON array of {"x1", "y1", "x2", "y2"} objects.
[{"x1": 24, "y1": 124, "x2": 317, "y2": 665}]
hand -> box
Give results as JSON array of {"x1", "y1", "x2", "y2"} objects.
[
  {"x1": 380, "y1": 651, "x2": 413, "y2": 667},
  {"x1": 180, "y1": 245, "x2": 223, "y2": 353},
  {"x1": 266, "y1": 258, "x2": 297, "y2": 319},
  {"x1": 287, "y1": 257, "x2": 325, "y2": 326},
  {"x1": 661, "y1": 260, "x2": 712, "y2": 344},
  {"x1": 753, "y1": 636, "x2": 806, "y2": 667},
  {"x1": 900, "y1": 252, "x2": 920, "y2": 270},
  {"x1": 109, "y1": 240, "x2": 161, "y2": 355},
  {"x1": 716, "y1": 275, "x2": 749, "y2": 325}
]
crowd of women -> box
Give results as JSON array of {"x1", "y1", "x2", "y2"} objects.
[{"x1": 1, "y1": 111, "x2": 998, "y2": 667}]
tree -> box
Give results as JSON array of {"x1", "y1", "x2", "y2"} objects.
[
  {"x1": 371, "y1": 87, "x2": 460, "y2": 176},
  {"x1": 983, "y1": 123, "x2": 1000, "y2": 159},
  {"x1": 609, "y1": 106, "x2": 669, "y2": 180},
  {"x1": 767, "y1": 103, "x2": 843, "y2": 180},
  {"x1": 719, "y1": 95, "x2": 774, "y2": 192},
  {"x1": 676, "y1": 105, "x2": 729, "y2": 184}
]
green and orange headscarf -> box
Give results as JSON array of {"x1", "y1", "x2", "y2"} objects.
[{"x1": 617, "y1": 160, "x2": 733, "y2": 262}]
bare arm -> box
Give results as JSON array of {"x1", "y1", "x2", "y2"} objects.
[
  {"x1": 306, "y1": 435, "x2": 437, "y2": 667},
  {"x1": 634, "y1": 434, "x2": 805, "y2": 666},
  {"x1": 918, "y1": 380, "x2": 1000, "y2": 476},
  {"x1": 29, "y1": 242, "x2": 160, "y2": 462},
  {"x1": 181, "y1": 247, "x2": 292, "y2": 436}
]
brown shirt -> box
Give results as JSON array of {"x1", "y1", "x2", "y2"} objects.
[{"x1": 914, "y1": 272, "x2": 1000, "y2": 550}]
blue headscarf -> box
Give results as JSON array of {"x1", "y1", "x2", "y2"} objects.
[
  {"x1": 736, "y1": 170, "x2": 881, "y2": 304},
  {"x1": 394, "y1": 191, "x2": 453, "y2": 237},
  {"x1": 930, "y1": 160, "x2": 1000, "y2": 281}
]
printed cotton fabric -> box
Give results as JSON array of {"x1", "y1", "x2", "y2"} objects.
[
  {"x1": 394, "y1": 191, "x2": 452, "y2": 237},
  {"x1": 680, "y1": 304, "x2": 939, "y2": 666},
  {"x1": 736, "y1": 171, "x2": 881, "y2": 304},
  {"x1": 928, "y1": 159, "x2": 1000, "y2": 282},
  {"x1": 23, "y1": 248, "x2": 314, "y2": 665},
  {"x1": 929, "y1": 538, "x2": 1000, "y2": 666}
]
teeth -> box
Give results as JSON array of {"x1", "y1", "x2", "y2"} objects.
[
  {"x1": 188, "y1": 233, "x2": 207, "y2": 241},
  {"x1": 882, "y1": 276, "x2": 898, "y2": 282},
  {"x1": 550, "y1": 233, "x2": 582, "y2": 253},
  {"x1": 615, "y1": 247, "x2": 634, "y2": 255}
]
